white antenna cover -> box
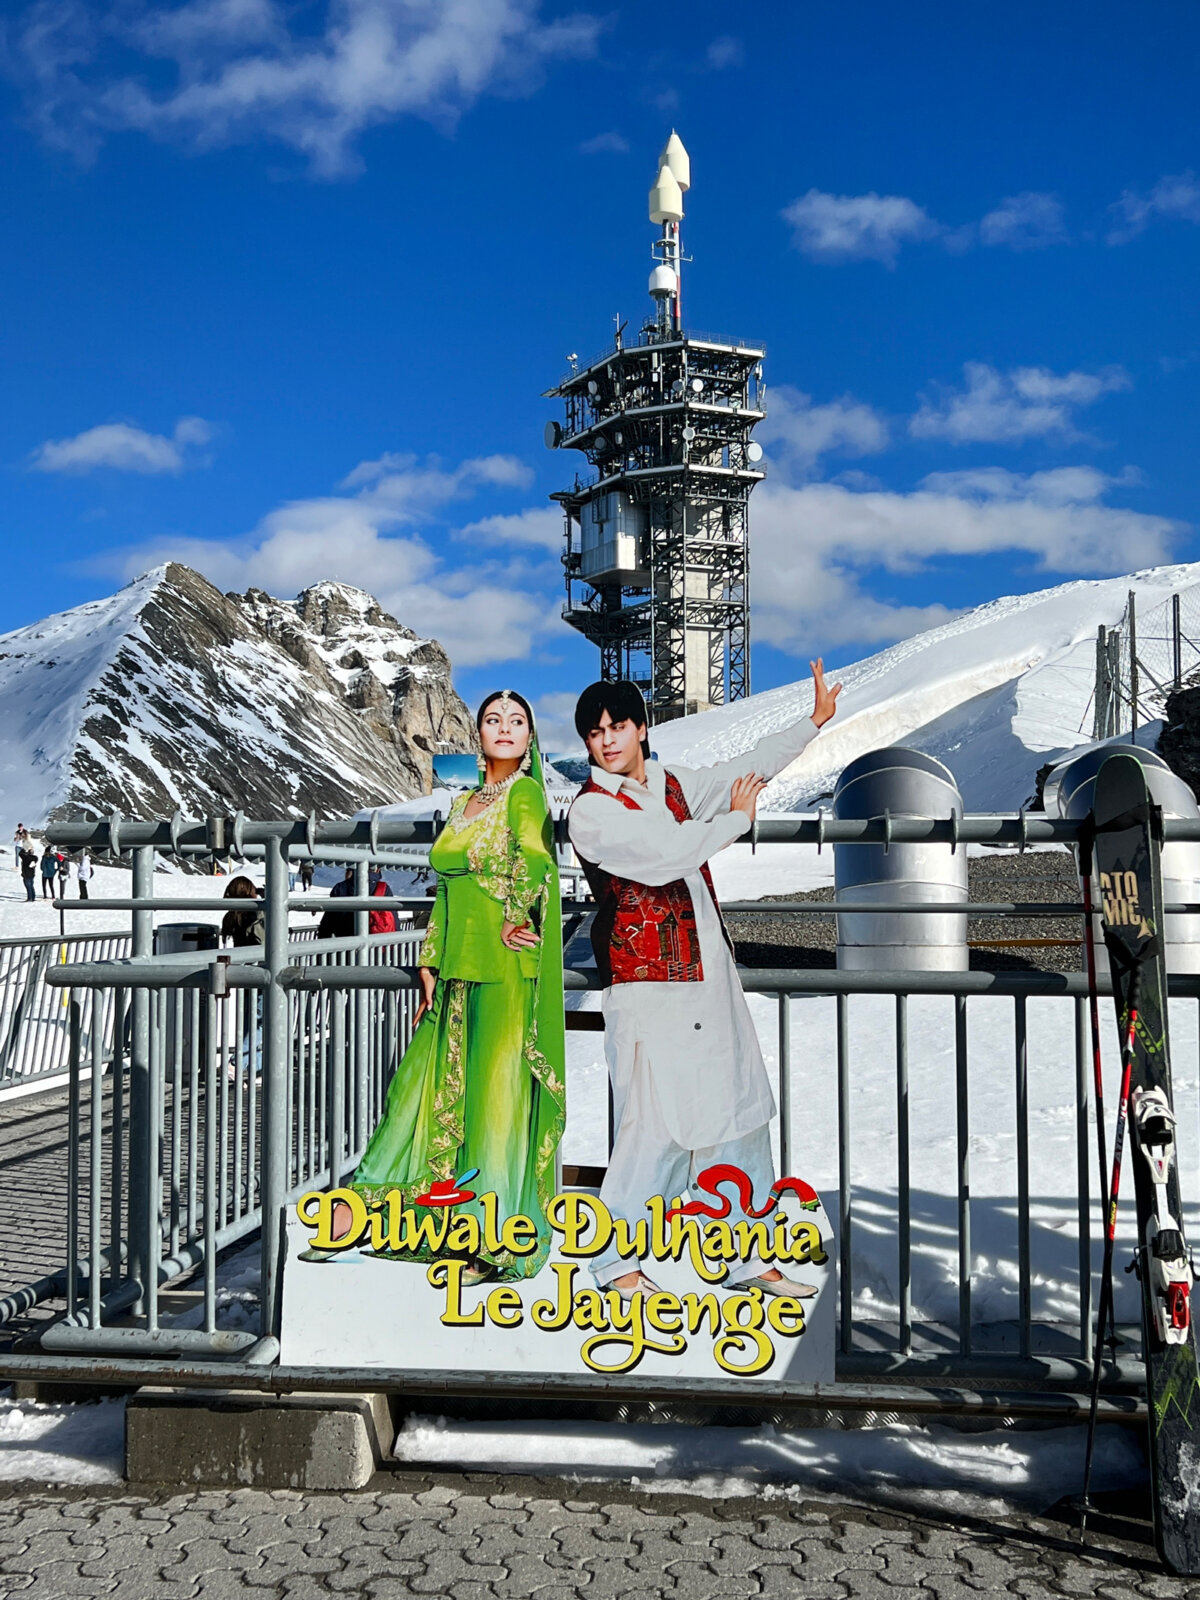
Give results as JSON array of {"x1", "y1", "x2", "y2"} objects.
[
  {"x1": 659, "y1": 131, "x2": 690, "y2": 191},
  {"x1": 649, "y1": 163, "x2": 684, "y2": 224},
  {"x1": 649, "y1": 264, "x2": 677, "y2": 297}
]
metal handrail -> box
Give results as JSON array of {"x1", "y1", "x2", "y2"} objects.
[{"x1": 46, "y1": 809, "x2": 1200, "y2": 852}]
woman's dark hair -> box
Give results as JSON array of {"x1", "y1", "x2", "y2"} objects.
[
  {"x1": 475, "y1": 689, "x2": 535, "y2": 733},
  {"x1": 223, "y1": 875, "x2": 258, "y2": 901},
  {"x1": 573, "y1": 680, "x2": 651, "y2": 759}
]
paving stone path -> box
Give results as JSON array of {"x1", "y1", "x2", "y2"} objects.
[{"x1": 0, "y1": 1473, "x2": 1190, "y2": 1600}]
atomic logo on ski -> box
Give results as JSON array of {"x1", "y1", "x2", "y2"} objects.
[{"x1": 1100, "y1": 868, "x2": 1153, "y2": 937}]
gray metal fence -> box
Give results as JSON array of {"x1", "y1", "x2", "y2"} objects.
[
  {"x1": 2, "y1": 807, "x2": 1198, "y2": 1410},
  {"x1": 0, "y1": 932, "x2": 130, "y2": 1092}
]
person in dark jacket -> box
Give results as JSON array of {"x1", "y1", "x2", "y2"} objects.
[
  {"x1": 317, "y1": 868, "x2": 356, "y2": 939},
  {"x1": 19, "y1": 845, "x2": 37, "y2": 902},
  {"x1": 40, "y1": 845, "x2": 58, "y2": 899},
  {"x1": 220, "y1": 875, "x2": 265, "y2": 947}
]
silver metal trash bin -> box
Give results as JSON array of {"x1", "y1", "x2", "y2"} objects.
[
  {"x1": 1048, "y1": 743, "x2": 1200, "y2": 975},
  {"x1": 154, "y1": 922, "x2": 220, "y2": 1059},
  {"x1": 833, "y1": 748, "x2": 969, "y2": 972}
]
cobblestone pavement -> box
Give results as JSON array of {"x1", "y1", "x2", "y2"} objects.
[{"x1": 0, "y1": 1472, "x2": 1190, "y2": 1599}]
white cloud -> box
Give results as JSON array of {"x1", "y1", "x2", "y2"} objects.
[
  {"x1": 579, "y1": 130, "x2": 628, "y2": 155},
  {"x1": 1108, "y1": 171, "x2": 1200, "y2": 243},
  {"x1": 705, "y1": 35, "x2": 743, "y2": 69},
  {"x1": 751, "y1": 467, "x2": 1181, "y2": 653},
  {"x1": 454, "y1": 507, "x2": 562, "y2": 550},
  {"x1": 9, "y1": 0, "x2": 601, "y2": 176},
  {"x1": 83, "y1": 448, "x2": 565, "y2": 666},
  {"x1": 979, "y1": 191, "x2": 1068, "y2": 250},
  {"x1": 30, "y1": 415, "x2": 212, "y2": 474},
  {"x1": 531, "y1": 690, "x2": 582, "y2": 753},
  {"x1": 909, "y1": 363, "x2": 1130, "y2": 445},
  {"x1": 756, "y1": 386, "x2": 889, "y2": 471},
  {"x1": 781, "y1": 189, "x2": 940, "y2": 265}
]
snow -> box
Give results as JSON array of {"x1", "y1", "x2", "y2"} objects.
[
  {"x1": 0, "y1": 569, "x2": 167, "y2": 826},
  {"x1": 393, "y1": 1414, "x2": 1145, "y2": 1516},
  {"x1": 653, "y1": 563, "x2": 1200, "y2": 810},
  {"x1": 0, "y1": 1397, "x2": 124, "y2": 1484}
]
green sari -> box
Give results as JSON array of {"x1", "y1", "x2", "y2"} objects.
[{"x1": 352, "y1": 770, "x2": 566, "y2": 1278}]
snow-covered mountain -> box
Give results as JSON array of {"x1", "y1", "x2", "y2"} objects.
[
  {"x1": 653, "y1": 563, "x2": 1200, "y2": 810},
  {"x1": 0, "y1": 564, "x2": 475, "y2": 825}
]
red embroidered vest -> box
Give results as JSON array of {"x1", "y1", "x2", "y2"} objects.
[{"x1": 572, "y1": 770, "x2": 731, "y2": 985}]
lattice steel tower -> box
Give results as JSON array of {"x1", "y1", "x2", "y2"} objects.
[{"x1": 545, "y1": 133, "x2": 766, "y2": 723}]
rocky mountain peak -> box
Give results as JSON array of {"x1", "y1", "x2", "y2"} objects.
[{"x1": 0, "y1": 564, "x2": 475, "y2": 825}]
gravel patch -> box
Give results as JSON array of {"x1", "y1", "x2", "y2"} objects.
[{"x1": 729, "y1": 847, "x2": 1084, "y2": 974}]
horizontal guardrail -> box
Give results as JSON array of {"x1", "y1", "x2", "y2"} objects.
[{"x1": 45, "y1": 809, "x2": 1200, "y2": 853}]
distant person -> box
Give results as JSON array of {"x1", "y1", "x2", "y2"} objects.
[
  {"x1": 77, "y1": 851, "x2": 93, "y2": 901},
  {"x1": 19, "y1": 843, "x2": 37, "y2": 902},
  {"x1": 12, "y1": 825, "x2": 28, "y2": 870},
  {"x1": 316, "y1": 868, "x2": 355, "y2": 940},
  {"x1": 56, "y1": 852, "x2": 69, "y2": 898},
  {"x1": 368, "y1": 876, "x2": 397, "y2": 935},
  {"x1": 220, "y1": 875, "x2": 265, "y2": 948},
  {"x1": 40, "y1": 845, "x2": 58, "y2": 900},
  {"x1": 299, "y1": 861, "x2": 315, "y2": 894}
]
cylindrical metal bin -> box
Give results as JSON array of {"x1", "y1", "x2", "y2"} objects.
[
  {"x1": 833, "y1": 748, "x2": 969, "y2": 971},
  {"x1": 154, "y1": 923, "x2": 220, "y2": 1055},
  {"x1": 1049, "y1": 742, "x2": 1200, "y2": 974}
]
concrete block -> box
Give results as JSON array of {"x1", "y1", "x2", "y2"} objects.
[{"x1": 125, "y1": 1387, "x2": 394, "y2": 1490}]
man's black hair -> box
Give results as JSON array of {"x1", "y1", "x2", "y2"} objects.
[{"x1": 574, "y1": 680, "x2": 652, "y2": 759}]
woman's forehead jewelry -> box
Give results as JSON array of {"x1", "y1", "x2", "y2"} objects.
[{"x1": 497, "y1": 690, "x2": 515, "y2": 715}]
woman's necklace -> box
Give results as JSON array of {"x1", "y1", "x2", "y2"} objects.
[{"x1": 474, "y1": 769, "x2": 521, "y2": 808}]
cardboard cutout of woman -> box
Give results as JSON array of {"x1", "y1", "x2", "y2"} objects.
[{"x1": 349, "y1": 690, "x2": 566, "y2": 1281}]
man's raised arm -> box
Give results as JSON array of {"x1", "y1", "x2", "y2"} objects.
[{"x1": 677, "y1": 658, "x2": 843, "y2": 821}]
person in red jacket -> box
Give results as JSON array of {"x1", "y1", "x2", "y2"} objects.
[{"x1": 368, "y1": 875, "x2": 397, "y2": 935}]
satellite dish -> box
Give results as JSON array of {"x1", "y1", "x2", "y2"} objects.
[
  {"x1": 544, "y1": 421, "x2": 562, "y2": 449},
  {"x1": 588, "y1": 380, "x2": 599, "y2": 395},
  {"x1": 614, "y1": 431, "x2": 623, "y2": 445},
  {"x1": 681, "y1": 425, "x2": 696, "y2": 442},
  {"x1": 691, "y1": 378, "x2": 704, "y2": 393},
  {"x1": 747, "y1": 441, "x2": 763, "y2": 463}
]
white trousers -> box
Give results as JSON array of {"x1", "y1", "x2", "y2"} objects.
[{"x1": 592, "y1": 1041, "x2": 775, "y2": 1286}]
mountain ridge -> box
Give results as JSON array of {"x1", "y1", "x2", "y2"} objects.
[{"x1": 0, "y1": 563, "x2": 475, "y2": 825}]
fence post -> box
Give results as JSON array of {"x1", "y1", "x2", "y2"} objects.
[
  {"x1": 1174, "y1": 591, "x2": 1183, "y2": 692},
  {"x1": 1093, "y1": 626, "x2": 1107, "y2": 742},
  {"x1": 1129, "y1": 589, "x2": 1139, "y2": 740},
  {"x1": 260, "y1": 833, "x2": 290, "y2": 1337},
  {"x1": 354, "y1": 858, "x2": 370, "y2": 1156},
  {"x1": 128, "y1": 845, "x2": 155, "y2": 1317}
]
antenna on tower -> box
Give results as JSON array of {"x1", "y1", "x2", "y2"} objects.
[{"x1": 648, "y1": 131, "x2": 689, "y2": 336}]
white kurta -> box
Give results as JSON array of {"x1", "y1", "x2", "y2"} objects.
[{"x1": 568, "y1": 713, "x2": 821, "y2": 1151}]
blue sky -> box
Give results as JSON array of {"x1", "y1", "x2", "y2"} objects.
[{"x1": 2, "y1": 0, "x2": 1198, "y2": 743}]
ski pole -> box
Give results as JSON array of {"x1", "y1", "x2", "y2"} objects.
[
  {"x1": 1080, "y1": 833, "x2": 1114, "y2": 1344},
  {"x1": 1080, "y1": 958, "x2": 1143, "y2": 1544}
]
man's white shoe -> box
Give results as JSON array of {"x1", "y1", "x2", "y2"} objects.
[
  {"x1": 734, "y1": 1274, "x2": 818, "y2": 1299},
  {"x1": 606, "y1": 1271, "x2": 663, "y2": 1307}
]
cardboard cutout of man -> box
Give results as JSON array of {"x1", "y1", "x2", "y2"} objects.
[{"x1": 568, "y1": 661, "x2": 842, "y2": 1298}]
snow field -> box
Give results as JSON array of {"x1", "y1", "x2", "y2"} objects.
[{"x1": 393, "y1": 1414, "x2": 1146, "y2": 1516}]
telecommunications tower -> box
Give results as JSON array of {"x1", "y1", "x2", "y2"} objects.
[{"x1": 545, "y1": 133, "x2": 766, "y2": 722}]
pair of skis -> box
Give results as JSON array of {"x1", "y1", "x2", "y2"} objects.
[{"x1": 1080, "y1": 754, "x2": 1200, "y2": 1574}]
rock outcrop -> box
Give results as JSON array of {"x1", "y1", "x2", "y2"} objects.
[{"x1": 0, "y1": 564, "x2": 475, "y2": 824}]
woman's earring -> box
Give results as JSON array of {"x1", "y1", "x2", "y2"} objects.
[
  {"x1": 476, "y1": 753, "x2": 486, "y2": 781},
  {"x1": 520, "y1": 749, "x2": 532, "y2": 774}
]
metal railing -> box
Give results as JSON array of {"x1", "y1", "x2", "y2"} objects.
[
  {"x1": 2, "y1": 804, "x2": 1199, "y2": 1406},
  {"x1": 0, "y1": 931, "x2": 130, "y2": 1091}
]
